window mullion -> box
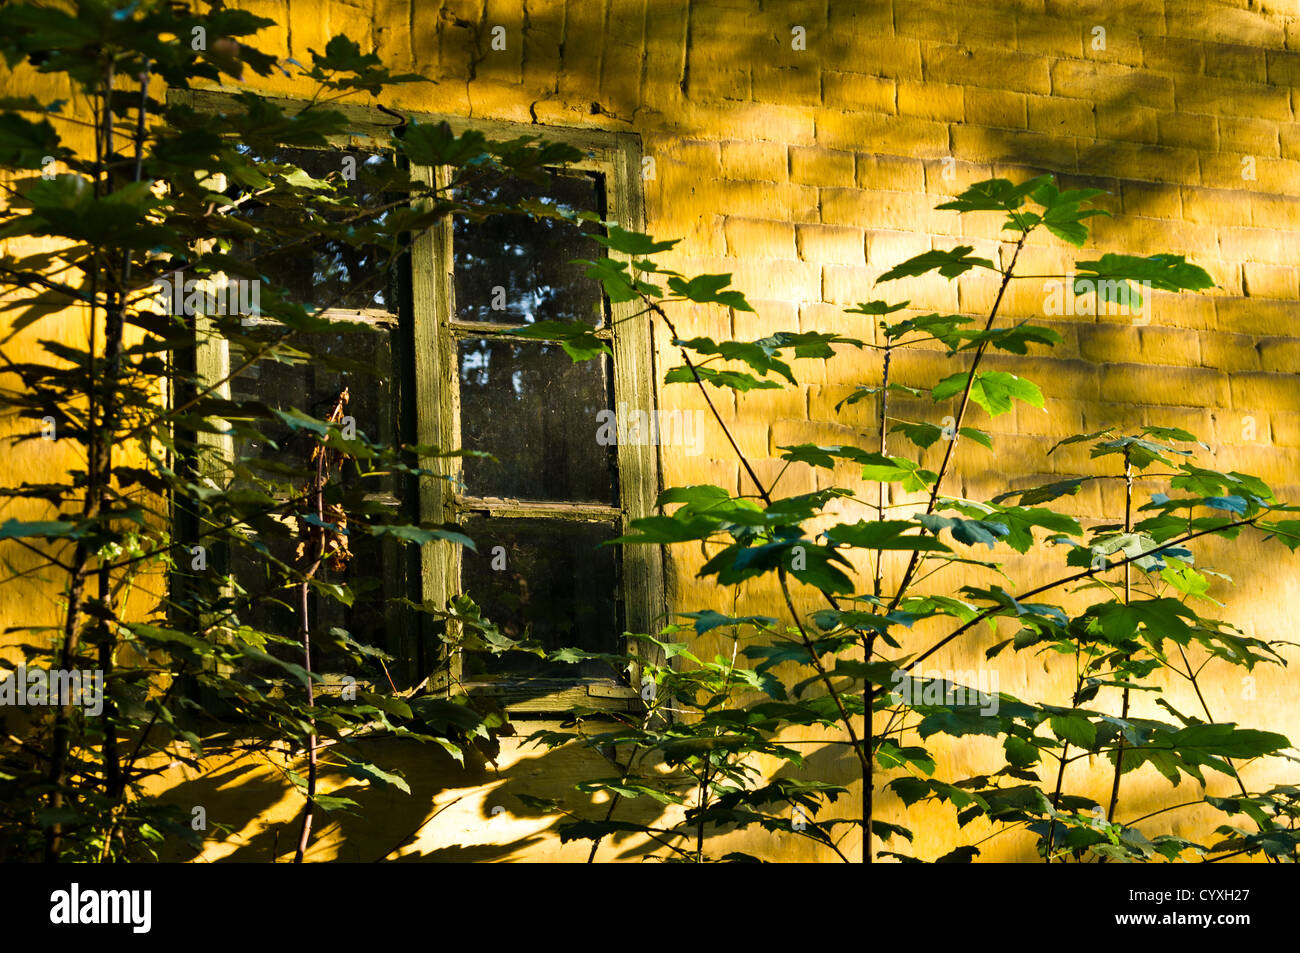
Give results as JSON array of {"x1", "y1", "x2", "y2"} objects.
[{"x1": 411, "y1": 162, "x2": 461, "y2": 690}]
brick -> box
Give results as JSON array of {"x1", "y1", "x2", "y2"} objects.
[
  {"x1": 1204, "y1": 43, "x2": 1268, "y2": 83},
  {"x1": 1257, "y1": 337, "x2": 1300, "y2": 373},
  {"x1": 800, "y1": 301, "x2": 878, "y2": 345},
  {"x1": 1079, "y1": 141, "x2": 1198, "y2": 185},
  {"x1": 923, "y1": 44, "x2": 1052, "y2": 94},
  {"x1": 1121, "y1": 181, "x2": 1182, "y2": 219},
  {"x1": 1173, "y1": 75, "x2": 1293, "y2": 122},
  {"x1": 815, "y1": 112, "x2": 948, "y2": 155},
  {"x1": 1100, "y1": 363, "x2": 1229, "y2": 407},
  {"x1": 855, "y1": 154, "x2": 927, "y2": 192},
  {"x1": 825, "y1": 36, "x2": 924, "y2": 80},
  {"x1": 895, "y1": 2, "x2": 961, "y2": 43},
  {"x1": 789, "y1": 146, "x2": 855, "y2": 187},
  {"x1": 950, "y1": 4, "x2": 1021, "y2": 51},
  {"x1": 926, "y1": 157, "x2": 996, "y2": 196},
  {"x1": 723, "y1": 217, "x2": 796, "y2": 259},
  {"x1": 965, "y1": 88, "x2": 1027, "y2": 129},
  {"x1": 1271, "y1": 412, "x2": 1300, "y2": 448},
  {"x1": 796, "y1": 224, "x2": 865, "y2": 265},
  {"x1": 1218, "y1": 116, "x2": 1280, "y2": 156},
  {"x1": 821, "y1": 71, "x2": 896, "y2": 113},
  {"x1": 1249, "y1": 192, "x2": 1300, "y2": 230},
  {"x1": 1140, "y1": 35, "x2": 1205, "y2": 75},
  {"x1": 1085, "y1": 25, "x2": 1144, "y2": 68},
  {"x1": 1247, "y1": 157, "x2": 1300, "y2": 195},
  {"x1": 1281, "y1": 123, "x2": 1300, "y2": 160},
  {"x1": 1266, "y1": 49, "x2": 1300, "y2": 87},
  {"x1": 822, "y1": 188, "x2": 939, "y2": 231},
  {"x1": 1095, "y1": 104, "x2": 1159, "y2": 144},
  {"x1": 1243, "y1": 264, "x2": 1300, "y2": 300},
  {"x1": 691, "y1": 68, "x2": 749, "y2": 102},
  {"x1": 864, "y1": 230, "x2": 932, "y2": 274},
  {"x1": 1180, "y1": 186, "x2": 1251, "y2": 226},
  {"x1": 1138, "y1": 406, "x2": 1215, "y2": 445},
  {"x1": 1164, "y1": 6, "x2": 1285, "y2": 47},
  {"x1": 1017, "y1": 15, "x2": 1084, "y2": 58},
  {"x1": 1027, "y1": 94, "x2": 1096, "y2": 137},
  {"x1": 898, "y1": 80, "x2": 965, "y2": 121},
  {"x1": 752, "y1": 65, "x2": 822, "y2": 106},
  {"x1": 981, "y1": 354, "x2": 1101, "y2": 401},
  {"x1": 1216, "y1": 297, "x2": 1300, "y2": 335},
  {"x1": 950, "y1": 125, "x2": 1077, "y2": 168},
  {"x1": 809, "y1": 383, "x2": 873, "y2": 428},
  {"x1": 1230, "y1": 372, "x2": 1300, "y2": 413},
  {"x1": 720, "y1": 140, "x2": 789, "y2": 182},
  {"x1": 1078, "y1": 324, "x2": 1201, "y2": 366},
  {"x1": 1051, "y1": 60, "x2": 1174, "y2": 110},
  {"x1": 827, "y1": 1, "x2": 895, "y2": 36},
  {"x1": 1156, "y1": 111, "x2": 1218, "y2": 151},
  {"x1": 1200, "y1": 332, "x2": 1262, "y2": 372},
  {"x1": 727, "y1": 257, "x2": 821, "y2": 299},
  {"x1": 686, "y1": 178, "x2": 811, "y2": 221},
  {"x1": 821, "y1": 264, "x2": 875, "y2": 304},
  {"x1": 1221, "y1": 226, "x2": 1297, "y2": 265}
]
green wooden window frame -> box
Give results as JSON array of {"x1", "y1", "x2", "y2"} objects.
[{"x1": 175, "y1": 91, "x2": 667, "y2": 714}]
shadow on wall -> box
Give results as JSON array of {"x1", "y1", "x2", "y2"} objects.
[{"x1": 158, "y1": 731, "x2": 857, "y2": 862}]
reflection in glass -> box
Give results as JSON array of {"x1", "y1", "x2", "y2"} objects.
[
  {"x1": 234, "y1": 146, "x2": 400, "y2": 311},
  {"x1": 229, "y1": 325, "x2": 398, "y2": 492},
  {"x1": 453, "y1": 170, "x2": 606, "y2": 326},
  {"x1": 458, "y1": 339, "x2": 616, "y2": 503},
  {"x1": 230, "y1": 522, "x2": 403, "y2": 679},
  {"x1": 460, "y1": 517, "x2": 622, "y2": 679}
]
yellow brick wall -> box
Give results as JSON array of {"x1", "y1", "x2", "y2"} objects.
[{"x1": 5, "y1": 0, "x2": 1300, "y2": 861}]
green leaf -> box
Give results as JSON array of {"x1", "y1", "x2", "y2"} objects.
[
  {"x1": 993, "y1": 477, "x2": 1088, "y2": 507},
  {"x1": 673, "y1": 336, "x2": 794, "y2": 383},
  {"x1": 936, "y1": 176, "x2": 1055, "y2": 213},
  {"x1": 679, "y1": 610, "x2": 778, "y2": 634},
  {"x1": 664, "y1": 365, "x2": 783, "y2": 392},
  {"x1": 0, "y1": 111, "x2": 64, "y2": 168},
  {"x1": 918, "y1": 514, "x2": 1009, "y2": 549},
  {"x1": 666, "y1": 273, "x2": 754, "y2": 311},
  {"x1": 845, "y1": 299, "x2": 910, "y2": 315},
  {"x1": 1049, "y1": 711, "x2": 1097, "y2": 749},
  {"x1": 591, "y1": 225, "x2": 680, "y2": 257},
  {"x1": 501, "y1": 320, "x2": 611, "y2": 361},
  {"x1": 932, "y1": 371, "x2": 1044, "y2": 418},
  {"x1": 1074, "y1": 253, "x2": 1215, "y2": 308},
  {"x1": 889, "y1": 421, "x2": 944, "y2": 449},
  {"x1": 337, "y1": 759, "x2": 412, "y2": 794},
  {"x1": 878, "y1": 246, "x2": 996, "y2": 282},
  {"x1": 959, "y1": 427, "x2": 993, "y2": 450},
  {"x1": 824, "y1": 520, "x2": 952, "y2": 552},
  {"x1": 0, "y1": 518, "x2": 87, "y2": 540}
]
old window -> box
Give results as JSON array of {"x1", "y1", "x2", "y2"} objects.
[
  {"x1": 413, "y1": 124, "x2": 665, "y2": 712},
  {"x1": 179, "y1": 94, "x2": 664, "y2": 713}
]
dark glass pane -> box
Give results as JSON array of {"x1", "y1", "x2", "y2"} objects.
[
  {"x1": 228, "y1": 324, "x2": 399, "y2": 493},
  {"x1": 459, "y1": 517, "x2": 622, "y2": 679},
  {"x1": 453, "y1": 170, "x2": 606, "y2": 326},
  {"x1": 234, "y1": 146, "x2": 400, "y2": 311},
  {"x1": 459, "y1": 339, "x2": 616, "y2": 503},
  {"x1": 229, "y1": 524, "x2": 408, "y2": 680}
]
